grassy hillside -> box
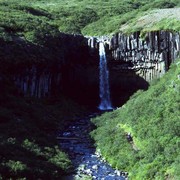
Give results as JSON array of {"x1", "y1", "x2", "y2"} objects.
[
  {"x1": 120, "y1": 8, "x2": 180, "y2": 34},
  {"x1": 0, "y1": 0, "x2": 180, "y2": 39},
  {"x1": 91, "y1": 59, "x2": 180, "y2": 179}
]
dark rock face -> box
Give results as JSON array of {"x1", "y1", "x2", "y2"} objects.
[
  {"x1": 87, "y1": 31, "x2": 180, "y2": 107},
  {"x1": 1, "y1": 30, "x2": 179, "y2": 108},
  {"x1": 109, "y1": 31, "x2": 180, "y2": 81},
  {"x1": 0, "y1": 33, "x2": 99, "y2": 107},
  {"x1": 109, "y1": 68, "x2": 149, "y2": 107},
  {"x1": 107, "y1": 31, "x2": 180, "y2": 106}
]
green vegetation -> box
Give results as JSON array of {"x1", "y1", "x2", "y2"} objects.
[
  {"x1": 0, "y1": 0, "x2": 180, "y2": 179},
  {"x1": 152, "y1": 18, "x2": 180, "y2": 32},
  {"x1": 91, "y1": 59, "x2": 180, "y2": 179},
  {"x1": 0, "y1": 1, "x2": 59, "y2": 43},
  {"x1": 121, "y1": 8, "x2": 180, "y2": 34},
  {"x1": 0, "y1": 0, "x2": 180, "y2": 39},
  {"x1": 0, "y1": 79, "x2": 86, "y2": 179}
]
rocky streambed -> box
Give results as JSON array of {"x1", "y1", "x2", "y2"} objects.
[{"x1": 58, "y1": 113, "x2": 127, "y2": 180}]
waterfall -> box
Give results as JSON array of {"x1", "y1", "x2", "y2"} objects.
[{"x1": 98, "y1": 41, "x2": 113, "y2": 110}]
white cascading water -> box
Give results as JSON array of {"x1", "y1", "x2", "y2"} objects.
[{"x1": 98, "y1": 41, "x2": 113, "y2": 110}]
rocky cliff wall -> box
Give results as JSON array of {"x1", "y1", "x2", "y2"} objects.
[
  {"x1": 2, "y1": 30, "x2": 178, "y2": 107},
  {"x1": 0, "y1": 33, "x2": 99, "y2": 106},
  {"x1": 87, "y1": 31, "x2": 180, "y2": 106},
  {"x1": 109, "y1": 31, "x2": 180, "y2": 81}
]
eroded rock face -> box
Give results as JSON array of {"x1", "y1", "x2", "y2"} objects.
[{"x1": 109, "y1": 31, "x2": 180, "y2": 81}]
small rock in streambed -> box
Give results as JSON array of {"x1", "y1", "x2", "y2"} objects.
[
  {"x1": 63, "y1": 132, "x2": 72, "y2": 136},
  {"x1": 115, "y1": 169, "x2": 121, "y2": 176},
  {"x1": 92, "y1": 164, "x2": 98, "y2": 171},
  {"x1": 84, "y1": 169, "x2": 92, "y2": 176}
]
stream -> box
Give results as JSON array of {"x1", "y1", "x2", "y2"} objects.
[{"x1": 58, "y1": 113, "x2": 127, "y2": 180}]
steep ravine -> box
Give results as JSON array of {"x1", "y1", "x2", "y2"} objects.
[{"x1": 1, "y1": 29, "x2": 179, "y2": 179}]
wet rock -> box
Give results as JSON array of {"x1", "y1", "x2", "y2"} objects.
[
  {"x1": 115, "y1": 169, "x2": 121, "y2": 176},
  {"x1": 126, "y1": 132, "x2": 133, "y2": 142},
  {"x1": 92, "y1": 165, "x2": 98, "y2": 171},
  {"x1": 84, "y1": 169, "x2": 92, "y2": 175},
  {"x1": 63, "y1": 132, "x2": 72, "y2": 136}
]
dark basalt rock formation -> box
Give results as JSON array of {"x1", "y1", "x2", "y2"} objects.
[
  {"x1": 109, "y1": 31, "x2": 180, "y2": 81},
  {"x1": 87, "y1": 31, "x2": 180, "y2": 107},
  {"x1": 1, "y1": 30, "x2": 179, "y2": 108},
  {"x1": 0, "y1": 33, "x2": 99, "y2": 107}
]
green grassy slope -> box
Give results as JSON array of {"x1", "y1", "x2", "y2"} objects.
[
  {"x1": 0, "y1": 1, "x2": 59, "y2": 43},
  {"x1": 120, "y1": 8, "x2": 180, "y2": 34},
  {"x1": 0, "y1": 0, "x2": 180, "y2": 38},
  {"x1": 91, "y1": 59, "x2": 180, "y2": 179}
]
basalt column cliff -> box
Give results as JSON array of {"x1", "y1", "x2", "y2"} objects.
[
  {"x1": 102, "y1": 31, "x2": 179, "y2": 106},
  {"x1": 1, "y1": 31, "x2": 179, "y2": 108},
  {"x1": 109, "y1": 31, "x2": 180, "y2": 81},
  {"x1": 0, "y1": 33, "x2": 99, "y2": 107}
]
